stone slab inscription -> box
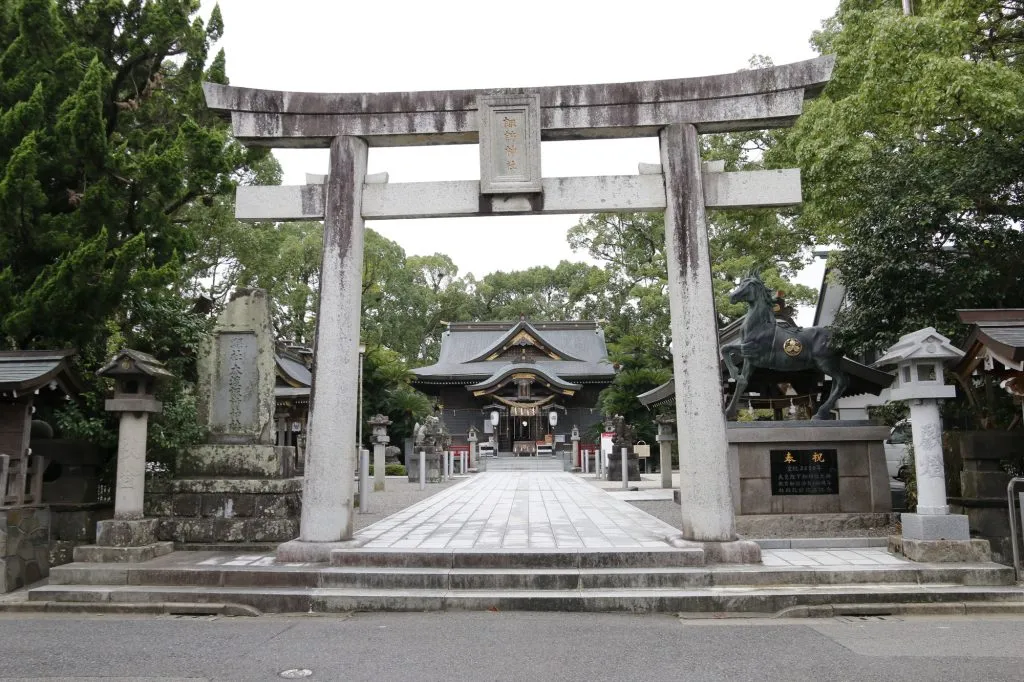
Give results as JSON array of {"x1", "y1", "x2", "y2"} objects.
[
  {"x1": 770, "y1": 448, "x2": 839, "y2": 495},
  {"x1": 478, "y1": 94, "x2": 541, "y2": 194},
  {"x1": 211, "y1": 332, "x2": 259, "y2": 435}
]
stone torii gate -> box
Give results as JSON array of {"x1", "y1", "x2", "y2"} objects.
[{"x1": 203, "y1": 56, "x2": 834, "y2": 562}]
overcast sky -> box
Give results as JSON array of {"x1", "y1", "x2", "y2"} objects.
[{"x1": 201, "y1": 0, "x2": 840, "y2": 322}]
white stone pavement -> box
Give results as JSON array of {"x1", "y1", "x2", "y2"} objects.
[
  {"x1": 355, "y1": 471, "x2": 675, "y2": 550},
  {"x1": 350, "y1": 471, "x2": 917, "y2": 568}
]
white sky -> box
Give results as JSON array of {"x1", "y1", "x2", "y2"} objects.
[{"x1": 202, "y1": 0, "x2": 839, "y2": 323}]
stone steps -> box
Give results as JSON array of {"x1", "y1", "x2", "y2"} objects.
[
  {"x1": 328, "y1": 548, "x2": 705, "y2": 569},
  {"x1": 28, "y1": 582, "x2": 1024, "y2": 615},
  {"x1": 48, "y1": 563, "x2": 1014, "y2": 592},
  {"x1": 479, "y1": 459, "x2": 566, "y2": 472}
]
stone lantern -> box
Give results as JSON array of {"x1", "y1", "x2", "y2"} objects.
[
  {"x1": 77, "y1": 349, "x2": 174, "y2": 562},
  {"x1": 876, "y1": 328, "x2": 988, "y2": 561},
  {"x1": 466, "y1": 425, "x2": 478, "y2": 470},
  {"x1": 367, "y1": 414, "x2": 391, "y2": 492},
  {"x1": 656, "y1": 414, "x2": 676, "y2": 490}
]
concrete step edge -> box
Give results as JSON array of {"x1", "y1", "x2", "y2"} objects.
[{"x1": 0, "y1": 599, "x2": 260, "y2": 616}]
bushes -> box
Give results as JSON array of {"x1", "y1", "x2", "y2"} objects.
[{"x1": 368, "y1": 464, "x2": 407, "y2": 476}]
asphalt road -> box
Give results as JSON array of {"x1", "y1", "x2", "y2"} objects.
[{"x1": 0, "y1": 612, "x2": 1022, "y2": 681}]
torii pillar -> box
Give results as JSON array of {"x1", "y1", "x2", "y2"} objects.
[{"x1": 661, "y1": 126, "x2": 760, "y2": 563}]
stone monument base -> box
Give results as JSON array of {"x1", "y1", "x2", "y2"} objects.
[
  {"x1": 145, "y1": 478, "x2": 301, "y2": 546},
  {"x1": 72, "y1": 518, "x2": 173, "y2": 563},
  {"x1": 888, "y1": 535, "x2": 992, "y2": 563},
  {"x1": 177, "y1": 444, "x2": 297, "y2": 478},
  {"x1": 727, "y1": 421, "x2": 892, "y2": 515},
  {"x1": 606, "y1": 451, "x2": 641, "y2": 482},
  {"x1": 406, "y1": 451, "x2": 443, "y2": 483},
  {"x1": 1, "y1": 505, "x2": 51, "y2": 592},
  {"x1": 666, "y1": 534, "x2": 762, "y2": 564},
  {"x1": 901, "y1": 512, "x2": 970, "y2": 541}
]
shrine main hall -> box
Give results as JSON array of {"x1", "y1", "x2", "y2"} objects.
[{"x1": 410, "y1": 320, "x2": 615, "y2": 454}]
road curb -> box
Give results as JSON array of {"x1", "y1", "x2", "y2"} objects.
[
  {"x1": 773, "y1": 601, "x2": 1024, "y2": 618},
  {"x1": 0, "y1": 601, "x2": 261, "y2": 617}
]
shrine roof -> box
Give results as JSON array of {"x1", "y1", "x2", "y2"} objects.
[
  {"x1": 466, "y1": 363, "x2": 584, "y2": 393},
  {"x1": 412, "y1": 321, "x2": 615, "y2": 382},
  {"x1": 0, "y1": 349, "x2": 83, "y2": 394},
  {"x1": 954, "y1": 309, "x2": 1024, "y2": 377},
  {"x1": 277, "y1": 353, "x2": 312, "y2": 388}
]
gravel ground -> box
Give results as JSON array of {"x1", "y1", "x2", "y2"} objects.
[
  {"x1": 353, "y1": 475, "x2": 465, "y2": 532},
  {"x1": 627, "y1": 499, "x2": 900, "y2": 538}
]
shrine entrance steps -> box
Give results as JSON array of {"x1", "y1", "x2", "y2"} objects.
[
  {"x1": 26, "y1": 472, "x2": 1022, "y2": 614},
  {"x1": 29, "y1": 549, "x2": 1019, "y2": 614},
  {"x1": 478, "y1": 457, "x2": 567, "y2": 472}
]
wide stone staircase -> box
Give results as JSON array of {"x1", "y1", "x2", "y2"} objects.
[{"x1": 27, "y1": 545, "x2": 1022, "y2": 615}]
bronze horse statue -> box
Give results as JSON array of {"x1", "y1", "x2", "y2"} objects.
[{"x1": 721, "y1": 270, "x2": 848, "y2": 421}]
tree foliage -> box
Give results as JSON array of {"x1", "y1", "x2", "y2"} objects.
[{"x1": 777, "y1": 0, "x2": 1024, "y2": 354}]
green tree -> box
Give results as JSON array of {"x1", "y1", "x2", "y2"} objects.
[
  {"x1": 0, "y1": 0, "x2": 265, "y2": 356},
  {"x1": 776, "y1": 0, "x2": 1024, "y2": 355}
]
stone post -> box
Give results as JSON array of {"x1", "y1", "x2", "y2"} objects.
[
  {"x1": 368, "y1": 414, "x2": 391, "y2": 492},
  {"x1": 660, "y1": 123, "x2": 759, "y2": 564},
  {"x1": 656, "y1": 415, "x2": 675, "y2": 490},
  {"x1": 75, "y1": 350, "x2": 174, "y2": 562},
  {"x1": 570, "y1": 425, "x2": 580, "y2": 471},
  {"x1": 280, "y1": 135, "x2": 368, "y2": 561},
  {"x1": 467, "y1": 426, "x2": 478, "y2": 471}
]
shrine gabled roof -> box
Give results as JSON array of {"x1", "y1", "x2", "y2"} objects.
[
  {"x1": 412, "y1": 321, "x2": 615, "y2": 382},
  {"x1": 276, "y1": 353, "x2": 312, "y2": 388},
  {"x1": 466, "y1": 320, "x2": 581, "y2": 362},
  {"x1": 953, "y1": 309, "x2": 1024, "y2": 376},
  {"x1": 0, "y1": 349, "x2": 83, "y2": 394},
  {"x1": 466, "y1": 363, "x2": 583, "y2": 394},
  {"x1": 957, "y1": 309, "x2": 1024, "y2": 362}
]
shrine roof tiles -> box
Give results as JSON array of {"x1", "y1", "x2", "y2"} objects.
[
  {"x1": 413, "y1": 320, "x2": 615, "y2": 383},
  {"x1": 0, "y1": 349, "x2": 81, "y2": 394}
]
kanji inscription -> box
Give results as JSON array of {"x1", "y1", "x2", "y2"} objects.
[
  {"x1": 477, "y1": 94, "x2": 541, "y2": 194},
  {"x1": 770, "y1": 449, "x2": 839, "y2": 495}
]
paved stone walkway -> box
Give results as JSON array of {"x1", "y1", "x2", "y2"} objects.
[{"x1": 354, "y1": 471, "x2": 679, "y2": 550}]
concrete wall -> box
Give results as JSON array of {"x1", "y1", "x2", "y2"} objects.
[{"x1": 727, "y1": 422, "x2": 891, "y2": 516}]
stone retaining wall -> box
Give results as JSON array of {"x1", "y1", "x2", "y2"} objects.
[
  {"x1": 1, "y1": 506, "x2": 50, "y2": 592},
  {"x1": 145, "y1": 478, "x2": 301, "y2": 545}
]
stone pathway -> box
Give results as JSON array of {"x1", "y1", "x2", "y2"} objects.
[
  {"x1": 761, "y1": 547, "x2": 910, "y2": 567},
  {"x1": 354, "y1": 471, "x2": 679, "y2": 550}
]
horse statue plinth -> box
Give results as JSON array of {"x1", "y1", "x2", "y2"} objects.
[{"x1": 720, "y1": 270, "x2": 849, "y2": 421}]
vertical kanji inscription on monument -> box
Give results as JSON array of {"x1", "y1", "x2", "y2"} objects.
[{"x1": 211, "y1": 331, "x2": 259, "y2": 436}]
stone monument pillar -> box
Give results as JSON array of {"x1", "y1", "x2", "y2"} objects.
[
  {"x1": 661, "y1": 124, "x2": 759, "y2": 564},
  {"x1": 74, "y1": 350, "x2": 173, "y2": 562},
  {"x1": 368, "y1": 414, "x2": 391, "y2": 492},
  {"x1": 148, "y1": 290, "x2": 301, "y2": 550},
  {"x1": 656, "y1": 415, "x2": 675, "y2": 490},
  {"x1": 570, "y1": 425, "x2": 580, "y2": 471},
  {"x1": 877, "y1": 328, "x2": 991, "y2": 562}
]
